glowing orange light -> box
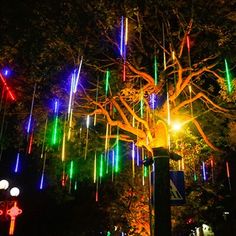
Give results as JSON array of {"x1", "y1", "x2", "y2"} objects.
[
  {"x1": 28, "y1": 133, "x2": 33, "y2": 154},
  {"x1": 226, "y1": 161, "x2": 230, "y2": 178},
  {"x1": 210, "y1": 159, "x2": 214, "y2": 168},
  {"x1": 7, "y1": 202, "x2": 22, "y2": 235},
  {"x1": 9, "y1": 218, "x2": 16, "y2": 235},
  {"x1": 226, "y1": 161, "x2": 232, "y2": 191},
  {"x1": 61, "y1": 171, "x2": 67, "y2": 187},
  {"x1": 123, "y1": 63, "x2": 126, "y2": 81},
  {"x1": 186, "y1": 35, "x2": 190, "y2": 52},
  {"x1": 125, "y1": 17, "x2": 128, "y2": 45}
]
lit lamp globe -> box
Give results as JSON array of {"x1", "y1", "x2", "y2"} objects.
[
  {"x1": 10, "y1": 187, "x2": 20, "y2": 197},
  {"x1": 172, "y1": 122, "x2": 182, "y2": 131},
  {"x1": 0, "y1": 179, "x2": 9, "y2": 190}
]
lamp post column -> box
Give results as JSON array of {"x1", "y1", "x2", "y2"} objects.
[{"x1": 153, "y1": 147, "x2": 171, "y2": 236}]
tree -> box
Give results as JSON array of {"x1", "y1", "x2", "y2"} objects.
[{"x1": 0, "y1": 0, "x2": 236, "y2": 235}]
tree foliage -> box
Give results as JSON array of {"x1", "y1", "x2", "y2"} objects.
[{"x1": 0, "y1": 0, "x2": 236, "y2": 235}]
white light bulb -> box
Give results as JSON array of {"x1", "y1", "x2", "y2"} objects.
[{"x1": 10, "y1": 187, "x2": 20, "y2": 197}]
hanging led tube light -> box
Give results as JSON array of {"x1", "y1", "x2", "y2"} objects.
[
  {"x1": 27, "y1": 84, "x2": 37, "y2": 135},
  {"x1": 40, "y1": 153, "x2": 47, "y2": 190},
  {"x1": 94, "y1": 152, "x2": 97, "y2": 184},
  {"x1": 99, "y1": 153, "x2": 104, "y2": 182},
  {"x1": 84, "y1": 115, "x2": 90, "y2": 159},
  {"x1": 224, "y1": 59, "x2": 232, "y2": 94},
  {"x1": 73, "y1": 57, "x2": 83, "y2": 94},
  {"x1": 14, "y1": 153, "x2": 20, "y2": 173},
  {"x1": 226, "y1": 161, "x2": 231, "y2": 191},
  {"x1": 40, "y1": 118, "x2": 48, "y2": 159},
  {"x1": 120, "y1": 16, "x2": 124, "y2": 57},
  {"x1": 154, "y1": 55, "x2": 158, "y2": 85},
  {"x1": 69, "y1": 160, "x2": 74, "y2": 193},
  {"x1": 202, "y1": 161, "x2": 207, "y2": 181},
  {"x1": 111, "y1": 149, "x2": 115, "y2": 182},
  {"x1": 114, "y1": 128, "x2": 120, "y2": 173},
  {"x1": 0, "y1": 72, "x2": 16, "y2": 101},
  {"x1": 132, "y1": 142, "x2": 135, "y2": 178},
  {"x1": 27, "y1": 132, "x2": 34, "y2": 154},
  {"x1": 120, "y1": 16, "x2": 128, "y2": 81},
  {"x1": 105, "y1": 70, "x2": 110, "y2": 97},
  {"x1": 94, "y1": 78, "x2": 99, "y2": 126},
  {"x1": 51, "y1": 99, "x2": 59, "y2": 145}
]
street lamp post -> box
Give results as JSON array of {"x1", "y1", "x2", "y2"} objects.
[
  {"x1": 148, "y1": 147, "x2": 182, "y2": 236},
  {"x1": 146, "y1": 119, "x2": 183, "y2": 236},
  {"x1": 0, "y1": 179, "x2": 22, "y2": 235},
  {"x1": 153, "y1": 147, "x2": 171, "y2": 236}
]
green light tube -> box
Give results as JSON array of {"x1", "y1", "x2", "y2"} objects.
[
  {"x1": 115, "y1": 128, "x2": 120, "y2": 173},
  {"x1": 52, "y1": 116, "x2": 59, "y2": 144},
  {"x1": 154, "y1": 55, "x2": 158, "y2": 85},
  {"x1": 99, "y1": 154, "x2": 103, "y2": 178},
  {"x1": 225, "y1": 59, "x2": 232, "y2": 93},
  {"x1": 70, "y1": 160, "x2": 73, "y2": 179},
  {"x1": 194, "y1": 173, "x2": 197, "y2": 182},
  {"x1": 52, "y1": 100, "x2": 59, "y2": 145},
  {"x1": 94, "y1": 152, "x2": 97, "y2": 183},
  {"x1": 74, "y1": 180, "x2": 77, "y2": 190},
  {"x1": 112, "y1": 149, "x2": 115, "y2": 181},
  {"x1": 105, "y1": 70, "x2": 110, "y2": 97},
  {"x1": 144, "y1": 165, "x2": 148, "y2": 177}
]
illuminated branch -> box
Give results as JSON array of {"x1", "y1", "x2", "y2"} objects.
[
  {"x1": 192, "y1": 54, "x2": 219, "y2": 68},
  {"x1": 127, "y1": 63, "x2": 154, "y2": 85},
  {"x1": 119, "y1": 96, "x2": 153, "y2": 143},
  {"x1": 100, "y1": 134, "x2": 133, "y2": 142},
  {"x1": 111, "y1": 98, "x2": 131, "y2": 125},
  {"x1": 175, "y1": 64, "x2": 183, "y2": 92},
  {"x1": 170, "y1": 64, "x2": 218, "y2": 101},
  {"x1": 172, "y1": 92, "x2": 229, "y2": 113},
  {"x1": 92, "y1": 104, "x2": 146, "y2": 140},
  {"x1": 78, "y1": 81, "x2": 150, "y2": 145},
  {"x1": 192, "y1": 118, "x2": 222, "y2": 152},
  {"x1": 174, "y1": 114, "x2": 223, "y2": 152},
  {"x1": 205, "y1": 68, "x2": 224, "y2": 82},
  {"x1": 127, "y1": 63, "x2": 166, "y2": 95}
]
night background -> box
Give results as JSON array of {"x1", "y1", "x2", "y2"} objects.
[{"x1": 0, "y1": 0, "x2": 236, "y2": 235}]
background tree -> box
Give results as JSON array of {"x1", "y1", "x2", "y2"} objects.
[{"x1": 0, "y1": 0, "x2": 236, "y2": 235}]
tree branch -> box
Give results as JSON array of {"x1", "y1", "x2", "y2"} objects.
[
  {"x1": 172, "y1": 92, "x2": 229, "y2": 113},
  {"x1": 192, "y1": 118, "x2": 222, "y2": 152},
  {"x1": 170, "y1": 64, "x2": 218, "y2": 101}
]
